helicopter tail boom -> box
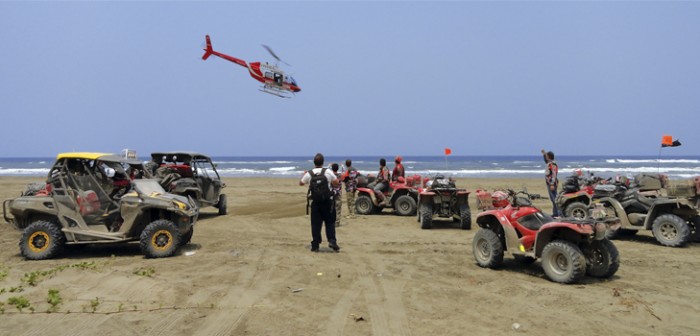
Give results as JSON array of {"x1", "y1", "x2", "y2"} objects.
[{"x1": 202, "y1": 35, "x2": 248, "y2": 68}]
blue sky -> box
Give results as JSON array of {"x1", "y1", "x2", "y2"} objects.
[{"x1": 1, "y1": 1, "x2": 698, "y2": 157}]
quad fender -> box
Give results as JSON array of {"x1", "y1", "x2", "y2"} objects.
[
  {"x1": 418, "y1": 191, "x2": 435, "y2": 206},
  {"x1": 557, "y1": 191, "x2": 591, "y2": 207},
  {"x1": 592, "y1": 198, "x2": 632, "y2": 228},
  {"x1": 389, "y1": 187, "x2": 417, "y2": 203},
  {"x1": 645, "y1": 198, "x2": 698, "y2": 229},
  {"x1": 454, "y1": 191, "x2": 470, "y2": 206},
  {"x1": 534, "y1": 222, "x2": 595, "y2": 257},
  {"x1": 356, "y1": 188, "x2": 379, "y2": 205},
  {"x1": 475, "y1": 211, "x2": 520, "y2": 253}
]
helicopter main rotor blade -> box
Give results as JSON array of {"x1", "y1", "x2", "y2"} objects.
[{"x1": 262, "y1": 44, "x2": 290, "y2": 66}]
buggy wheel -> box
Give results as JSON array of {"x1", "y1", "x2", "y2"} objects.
[
  {"x1": 420, "y1": 203, "x2": 433, "y2": 229},
  {"x1": 652, "y1": 214, "x2": 691, "y2": 247},
  {"x1": 140, "y1": 219, "x2": 181, "y2": 258},
  {"x1": 355, "y1": 194, "x2": 375, "y2": 215},
  {"x1": 20, "y1": 220, "x2": 65, "y2": 260},
  {"x1": 564, "y1": 202, "x2": 589, "y2": 219},
  {"x1": 394, "y1": 195, "x2": 417, "y2": 216},
  {"x1": 472, "y1": 229, "x2": 504, "y2": 268},
  {"x1": 459, "y1": 204, "x2": 471, "y2": 230},
  {"x1": 217, "y1": 194, "x2": 227, "y2": 216},
  {"x1": 180, "y1": 226, "x2": 194, "y2": 246},
  {"x1": 541, "y1": 240, "x2": 586, "y2": 284},
  {"x1": 583, "y1": 239, "x2": 619, "y2": 278}
]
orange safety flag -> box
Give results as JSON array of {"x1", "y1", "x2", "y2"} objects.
[
  {"x1": 444, "y1": 148, "x2": 452, "y2": 156},
  {"x1": 661, "y1": 135, "x2": 682, "y2": 148}
]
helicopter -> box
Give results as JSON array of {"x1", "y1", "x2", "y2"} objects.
[{"x1": 202, "y1": 35, "x2": 301, "y2": 98}]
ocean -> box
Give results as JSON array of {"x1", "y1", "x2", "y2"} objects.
[{"x1": 1, "y1": 155, "x2": 699, "y2": 180}]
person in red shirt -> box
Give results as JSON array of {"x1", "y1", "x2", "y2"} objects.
[{"x1": 392, "y1": 156, "x2": 405, "y2": 182}]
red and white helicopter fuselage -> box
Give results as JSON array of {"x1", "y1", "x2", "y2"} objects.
[{"x1": 202, "y1": 35, "x2": 301, "y2": 97}]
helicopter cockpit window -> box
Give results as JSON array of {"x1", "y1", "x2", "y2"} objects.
[
  {"x1": 289, "y1": 76, "x2": 297, "y2": 86},
  {"x1": 273, "y1": 73, "x2": 282, "y2": 85}
]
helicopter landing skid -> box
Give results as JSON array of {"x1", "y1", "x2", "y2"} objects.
[{"x1": 259, "y1": 86, "x2": 292, "y2": 98}]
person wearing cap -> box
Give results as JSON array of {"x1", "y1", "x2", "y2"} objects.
[{"x1": 392, "y1": 156, "x2": 405, "y2": 182}]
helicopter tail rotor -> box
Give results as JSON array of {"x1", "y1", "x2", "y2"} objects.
[
  {"x1": 202, "y1": 35, "x2": 214, "y2": 60},
  {"x1": 262, "y1": 44, "x2": 290, "y2": 66}
]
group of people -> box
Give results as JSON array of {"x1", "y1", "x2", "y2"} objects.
[
  {"x1": 300, "y1": 150, "x2": 560, "y2": 253},
  {"x1": 299, "y1": 153, "x2": 405, "y2": 253}
]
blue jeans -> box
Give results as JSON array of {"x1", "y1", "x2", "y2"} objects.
[
  {"x1": 368, "y1": 181, "x2": 388, "y2": 201},
  {"x1": 548, "y1": 186, "x2": 560, "y2": 217}
]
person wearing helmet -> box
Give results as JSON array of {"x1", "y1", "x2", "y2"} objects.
[{"x1": 392, "y1": 156, "x2": 405, "y2": 182}]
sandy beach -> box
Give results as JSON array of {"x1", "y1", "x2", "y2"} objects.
[{"x1": 1, "y1": 176, "x2": 699, "y2": 336}]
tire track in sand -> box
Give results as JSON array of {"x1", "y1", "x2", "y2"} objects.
[
  {"x1": 337, "y1": 253, "x2": 412, "y2": 336},
  {"x1": 193, "y1": 253, "x2": 289, "y2": 336},
  {"x1": 323, "y1": 281, "x2": 363, "y2": 335}
]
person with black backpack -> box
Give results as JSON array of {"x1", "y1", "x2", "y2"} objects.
[{"x1": 299, "y1": 153, "x2": 340, "y2": 252}]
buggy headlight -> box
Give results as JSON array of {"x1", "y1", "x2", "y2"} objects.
[{"x1": 173, "y1": 200, "x2": 187, "y2": 210}]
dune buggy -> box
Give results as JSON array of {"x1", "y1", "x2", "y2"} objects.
[
  {"x1": 3, "y1": 152, "x2": 198, "y2": 260},
  {"x1": 150, "y1": 152, "x2": 227, "y2": 215}
]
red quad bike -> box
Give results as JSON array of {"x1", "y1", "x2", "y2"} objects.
[
  {"x1": 556, "y1": 172, "x2": 608, "y2": 219},
  {"x1": 473, "y1": 189, "x2": 621, "y2": 284},
  {"x1": 355, "y1": 175, "x2": 421, "y2": 216},
  {"x1": 417, "y1": 175, "x2": 471, "y2": 230}
]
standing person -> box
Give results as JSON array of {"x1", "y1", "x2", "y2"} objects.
[
  {"x1": 367, "y1": 158, "x2": 391, "y2": 206},
  {"x1": 330, "y1": 163, "x2": 343, "y2": 227},
  {"x1": 341, "y1": 159, "x2": 359, "y2": 218},
  {"x1": 392, "y1": 155, "x2": 405, "y2": 181},
  {"x1": 299, "y1": 153, "x2": 340, "y2": 252},
  {"x1": 541, "y1": 149, "x2": 560, "y2": 217}
]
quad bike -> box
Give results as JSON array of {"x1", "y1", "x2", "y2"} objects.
[
  {"x1": 355, "y1": 175, "x2": 422, "y2": 216},
  {"x1": 555, "y1": 172, "x2": 608, "y2": 219},
  {"x1": 3, "y1": 152, "x2": 198, "y2": 260},
  {"x1": 150, "y1": 152, "x2": 227, "y2": 215},
  {"x1": 473, "y1": 189, "x2": 621, "y2": 284},
  {"x1": 417, "y1": 175, "x2": 471, "y2": 230},
  {"x1": 592, "y1": 173, "x2": 700, "y2": 247}
]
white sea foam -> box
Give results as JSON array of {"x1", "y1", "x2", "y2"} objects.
[
  {"x1": 0, "y1": 168, "x2": 50, "y2": 175},
  {"x1": 559, "y1": 167, "x2": 700, "y2": 174},
  {"x1": 269, "y1": 166, "x2": 296, "y2": 172},
  {"x1": 214, "y1": 161, "x2": 294, "y2": 164},
  {"x1": 606, "y1": 159, "x2": 700, "y2": 164}
]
